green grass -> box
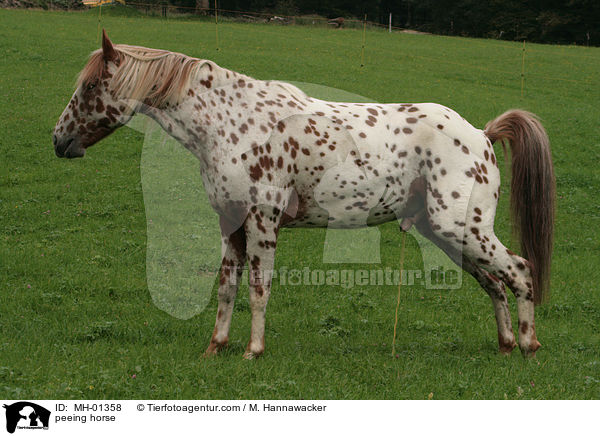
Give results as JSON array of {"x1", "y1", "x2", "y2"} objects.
[{"x1": 1, "y1": 8, "x2": 599, "y2": 399}]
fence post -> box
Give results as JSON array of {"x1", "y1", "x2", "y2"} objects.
[
  {"x1": 520, "y1": 40, "x2": 526, "y2": 97},
  {"x1": 360, "y1": 14, "x2": 367, "y2": 67},
  {"x1": 96, "y1": 3, "x2": 102, "y2": 44},
  {"x1": 389, "y1": 13, "x2": 392, "y2": 33},
  {"x1": 214, "y1": 0, "x2": 219, "y2": 51}
]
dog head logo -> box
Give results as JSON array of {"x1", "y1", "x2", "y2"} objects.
[{"x1": 3, "y1": 402, "x2": 50, "y2": 434}]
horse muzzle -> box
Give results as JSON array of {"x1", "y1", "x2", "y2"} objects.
[{"x1": 53, "y1": 135, "x2": 86, "y2": 159}]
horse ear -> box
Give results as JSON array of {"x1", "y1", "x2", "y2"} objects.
[{"x1": 102, "y1": 29, "x2": 118, "y2": 62}]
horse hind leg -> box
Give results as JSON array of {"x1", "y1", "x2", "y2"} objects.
[
  {"x1": 463, "y1": 227, "x2": 541, "y2": 357},
  {"x1": 421, "y1": 162, "x2": 539, "y2": 357},
  {"x1": 461, "y1": 257, "x2": 516, "y2": 354},
  {"x1": 413, "y1": 218, "x2": 516, "y2": 354}
]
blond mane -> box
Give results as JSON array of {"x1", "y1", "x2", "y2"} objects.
[{"x1": 77, "y1": 44, "x2": 208, "y2": 107}]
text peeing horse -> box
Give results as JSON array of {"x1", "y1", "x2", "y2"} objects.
[{"x1": 53, "y1": 30, "x2": 555, "y2": 359}]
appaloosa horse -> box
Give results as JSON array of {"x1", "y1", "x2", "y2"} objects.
[{"x1": 53, "y1": 30, "x2": 555, "y2": 359}]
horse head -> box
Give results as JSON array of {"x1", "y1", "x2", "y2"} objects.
[{"x1": 53, "y1": 30, "x2": 132, "y2": 158}]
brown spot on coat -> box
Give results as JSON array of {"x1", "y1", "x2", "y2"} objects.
[{"x1": 519, "y1": 321, "x2": 529, "y2": 335}]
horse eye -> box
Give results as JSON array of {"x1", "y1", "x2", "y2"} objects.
[{"x1": 86, "y1": 83, "x2": 96, "y2": 91}]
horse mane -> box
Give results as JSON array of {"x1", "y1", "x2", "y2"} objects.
[{"x1": 77, "y1": 44, "x2": 208, "y2": 107}]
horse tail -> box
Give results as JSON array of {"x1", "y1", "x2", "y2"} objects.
[{"x1": 484, "y1": 109, "x2": 555, "y2": 304}]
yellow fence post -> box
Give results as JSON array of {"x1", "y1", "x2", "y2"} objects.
[
  {"x1": 215, "y1": 0, "x2": 219, "y2": 51},
  {"x1": 521, "y1": 40, "x2": 526, "y2": 98},
  {"x1": 360, "y1": 14, "x2": 367, "y2": 67},
  {"x1": 96, "y1": 3, "x2": 102, "y2": 44},
  {"x1": 392, "y1": 231, "x2": 407, "y2": 358}
]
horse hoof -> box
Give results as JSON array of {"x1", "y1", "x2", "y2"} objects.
[
  {"x1": 499, "y1": 338, "x2": 517, "y2": 355},
  {"x1": 243, "y1": 348, "x2": 264, "y2": 360},
  {"x1": 520, "y1": 340, "x2": 541, "y2": 358},
  {"x1": 202, "y1": 346, "x2": 219, "y2": 358},
  {"x1": 203, "y1": 340, "x2": 227, "y2": 357}
]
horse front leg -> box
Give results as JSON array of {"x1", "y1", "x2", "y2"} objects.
[
  {"x1": 243, "y1": 205, "x2": 281, "y2": 359},
  {"x1": 204, "y1": 222, "x2": 246, "y2": 356}
]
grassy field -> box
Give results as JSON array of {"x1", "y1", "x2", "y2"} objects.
[{"x1": 1, "y1": 7, "x2": 599, "y2": 399}]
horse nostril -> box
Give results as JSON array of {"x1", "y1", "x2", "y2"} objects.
[{"x1": 53, "y1": 134, "x2": 57, "y2": 146}]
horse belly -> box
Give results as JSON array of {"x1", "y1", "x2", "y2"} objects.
[{"x1": 284, "y1": 160, "x2": 418, "y2": 229}]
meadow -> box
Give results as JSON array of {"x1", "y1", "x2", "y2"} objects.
[{"x1": 0, "y1": 6, "x2": 599, "y2": 399}]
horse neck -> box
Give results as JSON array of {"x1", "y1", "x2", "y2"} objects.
[
  {"x1": 203, "y1": 62, "x2": 254, "y2": 91},
  {"x1": 155, "y1": 63, "x2": 255, "y2": 124},
  {"x1": 137, "y1": 62, "x2": 261, "y2": 169},
  {"x1": 140, "y1": 61, "x2": 252, "y2": 115}
]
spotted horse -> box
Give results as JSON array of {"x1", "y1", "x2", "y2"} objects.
[{"x1": 53, "y1": 31, "x2": 555, "y2": 359}]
